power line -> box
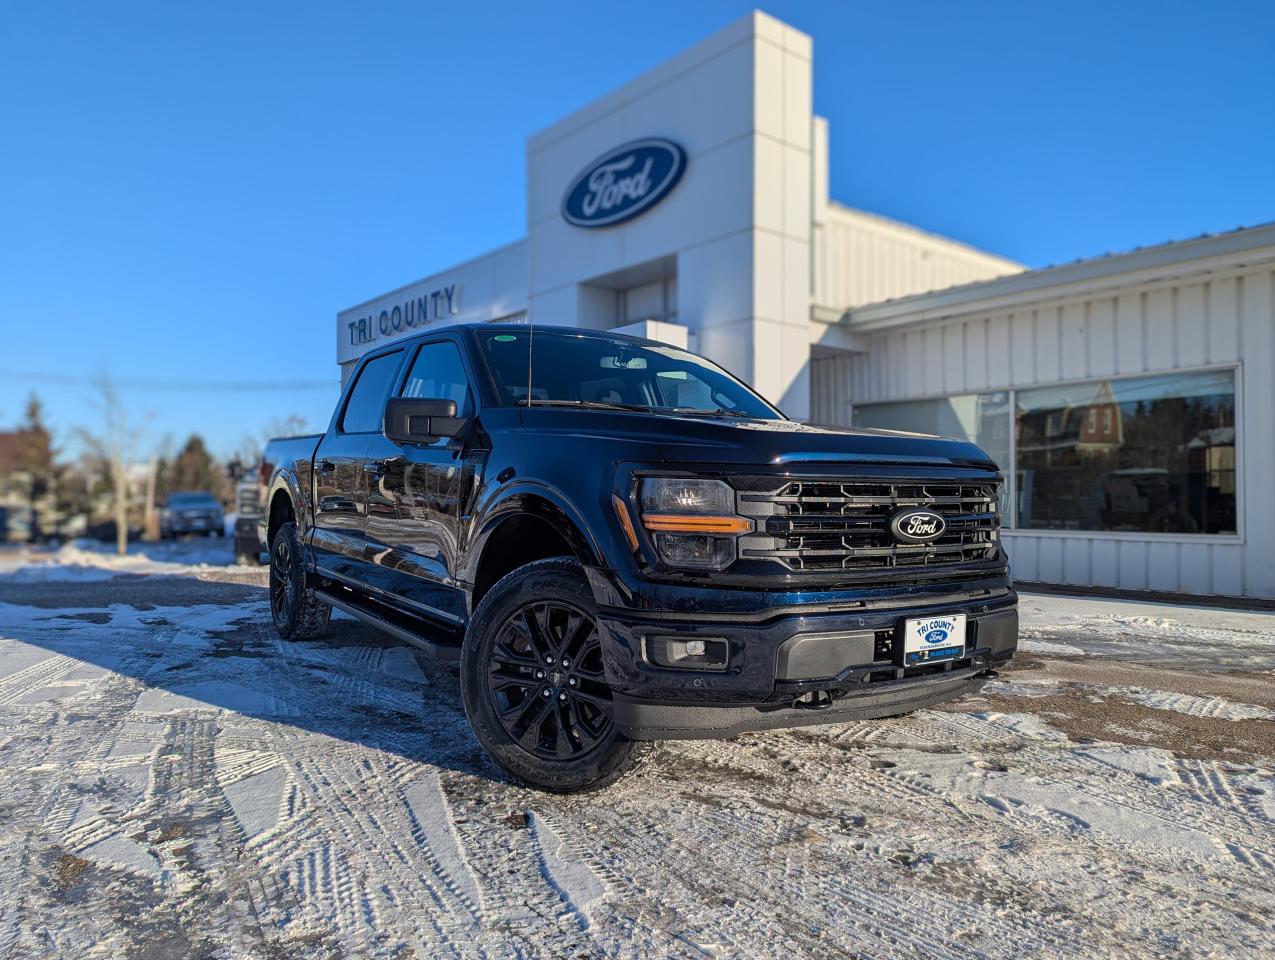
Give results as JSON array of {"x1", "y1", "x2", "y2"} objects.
[{"x1": 0, "y1": 370, "x2": 337, "y2": 392}]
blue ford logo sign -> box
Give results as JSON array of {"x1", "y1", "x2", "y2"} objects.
[
  {"x1": 561, "y1": 138, "x2": 686, "y2": 228},
  {"x1": 890, "y1": 508, "x2": 947, "y2": 544}
]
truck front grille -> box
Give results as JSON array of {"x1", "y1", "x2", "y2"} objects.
[{"x1": 737, "y1": 479, "x2": 1001, "y2": 574}]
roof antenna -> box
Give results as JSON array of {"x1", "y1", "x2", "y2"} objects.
[{"x1": 525, "y1": 310, "x2": 534, "y2": 407}]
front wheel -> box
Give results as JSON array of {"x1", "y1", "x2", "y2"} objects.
[
  {"x1": 269, "y1": 521, "x2": 331, "y2": 640},
  {"x1": 461, "y1": 558, "x2": 643, "y2": 792}
]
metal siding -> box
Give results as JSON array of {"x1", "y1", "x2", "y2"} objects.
[
  {"x1": 1009, "y1": 311, "x2": 1035, "y2": 385},
  {"x1": 1118, "y1": 540, "x2": 1149, "y2": 591},
  {"x1": 988, "y1": 314, "x2": 1010, "y2": 383},
  {"x1": 1091, "y1": 538, "x2": 1118, "y2": 585},
  {"x1": 1241, "y1": 271, "x2": 1275, "y2": 597},
  {"x1": 966, "y1": 316, "x2": 989, "y2": 390},
  {"x1": 1060, "y1": 302, "x2": 1088, "y2": 380},
  {"x1": 1115, "y1": 292, "x2": 1144, "y2": 374},
  {"x1": 942, "y1": 324, "x2": 964, "y2": 394},
  {"x1": 1063, "y1": 537, "x2": 1090, "y2": 585},
  {"x1": 1035, "y1": 308, "x2": 1061, "y2": 382},
  {"x1": 1177, "y1": 283, "x2": 1207, "y2": 367},
  {"x1": 814, "y1": 206, "x2": 1022, "y2": 310},
  {"x1": 1145, "y1": 288, "x2": 1175, "y2": 369},
  {"x1": 1087, "y1": 298, "x2": 1116, "y2": 377},
  {"x1": 1208, "y1": 277, "x2": 1240, "y2": 363}
]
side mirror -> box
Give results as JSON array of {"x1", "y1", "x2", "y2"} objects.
[{"x1": 384, "y1": 398, "x2": 468, "y2": 444}]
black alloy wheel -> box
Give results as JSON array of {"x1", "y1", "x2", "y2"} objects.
[
  {"x1": 268, "y1": 521, "x2": 331, "y2": 640},
  {"x1": 460, "y1": 557, "x2": 642, "y2": 791},
  {"x1": 488, "y1": 599, "x2": 613, "y2": 760},
  {"x1": 270, "y1": 532, "x2": 296, "y2": 617}
]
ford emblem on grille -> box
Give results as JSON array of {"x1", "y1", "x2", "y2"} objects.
[{"x1": 890, "y1": 508, "x2": 947, "y2": 544}]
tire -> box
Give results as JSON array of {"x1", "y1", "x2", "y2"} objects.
[
  {"x1": 269, "y1": 521, "x2": 331, "y2": 641},
  {"x1": 461, "y1": 557, "x2": 644, "y2": 792}
]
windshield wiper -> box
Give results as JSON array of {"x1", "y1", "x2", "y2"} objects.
[
  {"x1": 671, "y1": 407, "x2": 753, "y2": 419},
  {"x1": 520, "y1": 399, "x2": 654, "y2": 412}
]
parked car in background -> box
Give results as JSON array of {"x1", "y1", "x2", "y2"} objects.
[
  {"x1": 233, "y1": 474, "x2": 262, "y2": 564},
  {"x1": 0, "y1": 505, "x2": 38, "y2": 543},
  {"x1": 160, "y1": 491, "x2": 225, "y2": 538},
  {"x1": 260, "y1": 324, "x2": 1017, "y2": 791}
]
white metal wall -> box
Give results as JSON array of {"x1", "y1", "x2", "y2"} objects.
[
  {"x1": 812, "y1": 264, "x2": 1275, "y2": 599},
  {"x1": 813, "y1": 204, "x2": 1022, "y2": 311}
]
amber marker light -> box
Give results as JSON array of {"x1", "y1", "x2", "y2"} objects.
[
  {"x1": 641, "y1": 514, "x2": 753, "y2": 534},
  {"x1": 612, "y1": 494, "x2": 641, "y2": 551}
]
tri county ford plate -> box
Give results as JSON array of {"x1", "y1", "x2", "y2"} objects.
[{"x1": 902, "y1": 614, "x2": 967, "y2": 664}]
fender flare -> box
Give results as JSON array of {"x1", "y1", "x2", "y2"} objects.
[{"x1": 460, "y1": 480, "x2": 603, "y2": 585}]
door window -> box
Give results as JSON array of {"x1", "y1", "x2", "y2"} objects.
[
  {"x1": 340, "y1": 351, "x2": 402, "y2": 433},
  {"x1": 401, "y1": 341, "x2": 473, "y2": 416}
]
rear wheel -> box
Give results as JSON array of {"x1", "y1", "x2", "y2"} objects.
[
  {"x1": 269, "y1": 521, "x2": 330, "y2": 640},
  {"x1": 461, "y1": 558, "x2": 642, "y2": 792}
]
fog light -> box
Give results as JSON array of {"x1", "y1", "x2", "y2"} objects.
[{"x1": 646, "y1": 635, "x2": 729, "y2": 672}]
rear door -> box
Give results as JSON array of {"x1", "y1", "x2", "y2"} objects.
[
  {"x1": 364, "y1": 336, "x2": 481, "y2": 624},
  {"x1": 310, "y1": 349, "x2": 404, "y2": 583}
]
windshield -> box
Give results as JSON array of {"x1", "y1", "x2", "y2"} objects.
[
  {"x1": 477, "y1": 329, "x2": 782, "y2": 420},
  {"x1": 167, "y1": 493, "x2": 218, "y2": 506}
]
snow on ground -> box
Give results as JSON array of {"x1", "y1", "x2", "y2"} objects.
[
  {"x1": 0, "y1": 542, "x2": 1272, "y2": 958},
  {"x1": 0, "y1": 537, "x2": 258, "y2": 583}
]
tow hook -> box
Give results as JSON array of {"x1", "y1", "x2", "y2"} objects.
[{"x1": 793, "y1": 689, "x2": 836, "y2": 710}]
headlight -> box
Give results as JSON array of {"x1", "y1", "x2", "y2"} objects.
[{"x1": 637, "y1": 478, "x2": 751, "y2": 570}]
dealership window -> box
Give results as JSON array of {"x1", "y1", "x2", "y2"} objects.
[
  {"x1": 850, "y1": 369, "x2": 1237, "y2": 536},
  {"x1": 852, "y1": 392, "x2": 1011, "y2": 515},
  {"x1": 1016, "y1": 369, "x2": 1236, "y2": 534}
]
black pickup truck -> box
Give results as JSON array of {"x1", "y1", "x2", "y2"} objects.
[{"x1": 260, "y1": 323, "x2": 1016, "y2": 790}]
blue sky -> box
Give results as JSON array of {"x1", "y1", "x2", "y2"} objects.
[{"x1": 2, "y1": 1, "x2": 1272, "y2": 459}]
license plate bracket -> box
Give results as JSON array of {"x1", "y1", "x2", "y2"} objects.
[{"x1": 902, "y1": 614, "x2": 967, "y2": 665}]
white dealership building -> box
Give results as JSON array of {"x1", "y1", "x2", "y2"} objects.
[{"x1": 337, "y1": 11, "x2": 1275, "y2": 601}]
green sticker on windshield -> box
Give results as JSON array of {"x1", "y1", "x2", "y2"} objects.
[{"x1": 494, "y1": 334, "x2": 517, "y2": 342}]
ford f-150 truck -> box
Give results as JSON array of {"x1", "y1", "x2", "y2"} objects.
[{"x1": 260, "y1": 323, "x2": 1017, "y2": 791}]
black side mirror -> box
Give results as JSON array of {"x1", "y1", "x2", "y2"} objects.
[{"x1": 384, "y1": 398, "x2": 468, "y2": 444}]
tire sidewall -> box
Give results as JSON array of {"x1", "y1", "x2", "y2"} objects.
[
  {"x1": 461, "y1": 558, "x2": 639, "y2": 792},
  {"x1": 270, "y1": 522, "x2": 305, "y2": 635}
]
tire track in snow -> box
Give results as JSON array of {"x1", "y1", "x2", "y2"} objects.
[
  {"x1": 528, "y1": 810, "x2": 609, "y2": 930},
  {"x1": 403, "y1": 770, "x2": 486, "y2": 920}
]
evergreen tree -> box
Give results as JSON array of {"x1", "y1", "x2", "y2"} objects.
[
  {"x1": 163, "y1": 435, "x2": 227, "y2": 501},
  {"x1": 16, "y1": 393, "x2": 56, "y2": 497}
]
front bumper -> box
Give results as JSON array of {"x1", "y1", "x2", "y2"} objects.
[{"x1": 586, "y1": 566, "x2": 1017, "y2": 740}]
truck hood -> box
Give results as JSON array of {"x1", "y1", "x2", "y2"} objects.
[{"x1": 514, "y1": 409, "x2": 994, "y2": 469}]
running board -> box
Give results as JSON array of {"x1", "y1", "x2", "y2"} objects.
[{"x1": 314, "y1": 589, "x2": 462, "y2": 661}]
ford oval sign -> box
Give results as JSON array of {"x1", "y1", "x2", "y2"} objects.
[
  {"x1": 890, "y1": 508, "x2": 947, "y2": 544},
  {"x1": 561, "y1": 139, "x2": 686, "y2": 228}
]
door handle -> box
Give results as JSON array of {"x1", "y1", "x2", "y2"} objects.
[
  {"x1": 364, "y1": 460, "x2": 387, "y2": 478},
  {"x1": 316, "y1": 459, "x2": 336, "y2": 475}
]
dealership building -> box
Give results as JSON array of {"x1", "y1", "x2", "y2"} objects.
[{"x1": 337, "y1": 11, "x2": 1275, "y2": 601}]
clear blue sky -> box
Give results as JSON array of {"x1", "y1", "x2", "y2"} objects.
[{"x1": 3, "y1": 1, "x2": 1272, "y2": 460}]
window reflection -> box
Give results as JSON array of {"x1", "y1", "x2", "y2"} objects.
[
  {"x1": 1016, "y1": 371, "x2": 1236, "y2": 534},
  {"x1": 850, "y1": 370, "x2": 1237, "y2": 536},
  {"x1": 852, "y1": 392, "x2": 1010, "y2": 516}
]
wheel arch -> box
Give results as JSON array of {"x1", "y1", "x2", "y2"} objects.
[{"x1": 467, "y1": 490, "x2": 602, "y2": 611}]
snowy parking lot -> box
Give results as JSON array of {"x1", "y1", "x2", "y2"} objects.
[{"x1": 0, "y1": 541, "x2": 1273, "y2": 959}]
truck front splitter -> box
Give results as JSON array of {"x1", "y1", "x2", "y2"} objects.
[{"x1": 612, "y1": 665, "x2": 997, "y2": 740}]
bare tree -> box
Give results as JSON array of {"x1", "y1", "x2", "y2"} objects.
[
  {"x1": 76, "y1": 375, "x2": 146, "y2": 556},
  {"x1": 234, "y1": 414, "x2": 309, "y2": 467}
]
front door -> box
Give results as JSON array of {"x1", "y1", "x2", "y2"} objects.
[
  {"x1": 365, "y1": 338, "x2": 481, "y2": 624},
  {"x1": 310, "y1": 349, "x2": 404, "y2": 583}
]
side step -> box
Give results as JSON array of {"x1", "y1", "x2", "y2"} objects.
[{"x1": 314, "y1": 588, "x2": 462, "y2": 661}]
